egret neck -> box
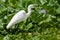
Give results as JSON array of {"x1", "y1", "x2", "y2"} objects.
[{"x1": 26, "y1": 6, "x2": 32, "y2": 18}]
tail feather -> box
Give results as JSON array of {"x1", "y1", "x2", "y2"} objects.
[
  {"x1": 6, "y1": 21, "x2": 15, "y2": 29},
  {"x1": 6, "y1": 23, "x2": 13, "y2": 29}
]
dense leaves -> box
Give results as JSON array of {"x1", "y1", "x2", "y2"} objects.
[{"x1": 0, "y1": 0, "x2": 60, "y2": 40}]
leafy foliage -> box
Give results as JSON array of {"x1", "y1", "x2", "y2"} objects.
[{"x1": 0, "y1": 0, "x2": 60, "y2": 40}]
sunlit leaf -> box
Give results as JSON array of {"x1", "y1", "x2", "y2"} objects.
[
  {"x1": 40, "y1": 0, "x2": 47, "y2": 5},
  {"x1": 56, "y1": 7, "x2": 60, "y2": 13},
  {"x1": 25, "y1": 23, "x2": 33, "y2": 30},
  {"x1": 57, "y1": 18, "x2": 60, "y2": 22}
]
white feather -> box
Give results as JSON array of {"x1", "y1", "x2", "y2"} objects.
[{"x1": 6, "y1": 4, "x2": 34, "y2": 29}]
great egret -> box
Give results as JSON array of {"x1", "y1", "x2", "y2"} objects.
[{"x1": 6, "y1": 4, "x2": 35, "y2": 29}]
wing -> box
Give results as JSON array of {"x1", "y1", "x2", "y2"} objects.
[
  {"x1": 6, "y1": 10, "x2": 26, "y2": 29},
  {"x1": 12, "y1": 10, "x2": 26, "y2": 23}
]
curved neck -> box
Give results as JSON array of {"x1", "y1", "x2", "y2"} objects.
[
  {"x1": 28, "y1": 7, "x2": 32, "y2": 14},
  {"x1": 26, "y1": 7, "x2": 32, "y2": 18}
]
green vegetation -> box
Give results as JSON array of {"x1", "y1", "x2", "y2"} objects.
[{"x1": 0, "y1": 0, "x2": 60, "y2": 40}]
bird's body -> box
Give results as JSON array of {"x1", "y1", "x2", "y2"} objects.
[
  {"x1": 6, "y1": 4, "x2": 35, "y2": 29},
  {"x1": 7, "y1": 10, "x2": 27, "y2": 28}
]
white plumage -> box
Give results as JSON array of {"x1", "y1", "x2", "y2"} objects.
[{"x1": 6, "y1": 4, "x2": 35, "y2": 29}]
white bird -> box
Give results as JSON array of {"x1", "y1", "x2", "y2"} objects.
[{"x1": 6, "y1": 4, "x2": 35, "y2": 29}]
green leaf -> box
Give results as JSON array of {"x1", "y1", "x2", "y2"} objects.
[
  {"x1": 25, "y1": 23, "x2": 33, "y2": 31},
  {"x1": 3, "y1": 35, "x2": 9, "y2": 40},
  {"x1": 45, "y1": 15, "x2": 52, "y2": 22},
  {"x1": 0, "y1": 35, "x2": 4, "y2": 40},
  {"x1": 57, "y1": 18, "x2": 60, "y2": 22},
  {"x1": 47, "y1": 0, "x2": 57, "y2": 6},
  {"x1": 19, "y1": 24, "x2": 24, "y2": 30},
  {"x1": 38, "y1": 20, "x2": 45, "y2": 25},
  {"x1": 0, "y1": 19, "x2": 3, "y2": 29},
  {"x1": 40, "y1": 0, "x2": 47, "y2": 5},
  {"x1": 56, "y1": 7, "x2": 60, "y2": 13}
]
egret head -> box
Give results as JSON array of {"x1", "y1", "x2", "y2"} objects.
[
  {"x1": 28, "y1": 4, "x2": 35, "y2": 11},
  {"x1": 28, "y1": 4, "x2": 38, "y2": 13}
]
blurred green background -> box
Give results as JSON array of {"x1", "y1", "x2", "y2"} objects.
[{"x1": 0, "y1": 0, "x2": 60, "y2": 40}]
